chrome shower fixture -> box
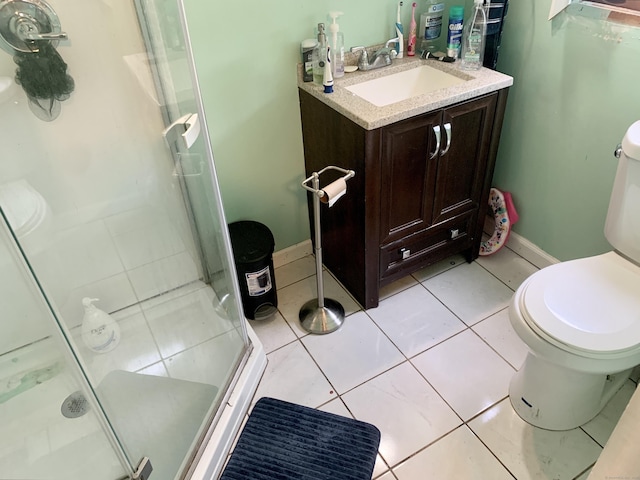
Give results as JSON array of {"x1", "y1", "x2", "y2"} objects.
[{"x1": 0, "y1": 0, "x2": 68, "y2": 55}]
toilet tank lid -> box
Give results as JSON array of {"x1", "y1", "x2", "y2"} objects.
[{"x1": 622, "y1": 120, "x2": 640, "y2": 161}]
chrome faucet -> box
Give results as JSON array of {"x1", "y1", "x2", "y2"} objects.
[{"x1": 351, "y1": 38, "x2": 398, "y2": 71}]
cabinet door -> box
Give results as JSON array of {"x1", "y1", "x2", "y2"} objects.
[
  {"x1": 380, "y1": 110, "x2": 442, "y2": 245},
  {"x1": 432, "y1": 94, "x2": 497, "y2": 224}
]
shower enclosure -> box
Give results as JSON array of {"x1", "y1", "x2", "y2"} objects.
[{"x1": 0, "y1": 0, "x2": 266, "y2": 479}]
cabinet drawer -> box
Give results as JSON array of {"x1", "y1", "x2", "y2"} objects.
[{"x1": 380, "y1": 213, "x2": 475, "y2": 281}]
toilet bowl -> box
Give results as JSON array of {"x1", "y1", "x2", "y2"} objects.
[{"x1": 509, "y1": 120, "x2": 640, "y2": 431}]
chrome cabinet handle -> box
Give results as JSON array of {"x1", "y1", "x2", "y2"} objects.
[
  {"x1": 441, "y1": 122, "x2": 452, "y2": 155},
  {"x1": 430, "y1": 125, "x2": 441, "y2": 159}
]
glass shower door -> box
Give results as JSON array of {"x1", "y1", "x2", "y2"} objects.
[
  {"x1": 0, "y1": 213, "x2": 129, "y2": 479},
  {"x1": 0, "y1": 0, "x2": 250, "y2": 478}
]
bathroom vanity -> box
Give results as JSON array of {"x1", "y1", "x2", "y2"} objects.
[{"x1": 298, "y1": 58, "x2": 513, "y2": 308}]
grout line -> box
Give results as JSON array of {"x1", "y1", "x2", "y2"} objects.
[
  {"x1": 465, "y1": 421, "x2": 519, "y2": 480},
  {"x1": 256, "y1": 251, "x2": 614, "y2": 480}
]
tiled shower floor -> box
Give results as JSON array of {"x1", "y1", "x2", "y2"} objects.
[{"x1": 247, "y1": 246, "x2": 637, "y2": 480}]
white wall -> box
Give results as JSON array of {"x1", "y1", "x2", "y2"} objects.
[{"x1": 0, "y1": 0, "x2": 201, "y2": 354}]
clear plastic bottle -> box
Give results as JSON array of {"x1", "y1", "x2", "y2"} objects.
[
  {"x1": 328, "y1": 12, "x2": 344, "y2": 78},
  {"x1": 312, "y1": 23, "x2": 327, "y2": 85},
  {"x1": 460, "y1": 0, "x2": 487, "y2": 70},
  {"x1": 419, "y1": 0, "x2": 445, "y2": 55}
]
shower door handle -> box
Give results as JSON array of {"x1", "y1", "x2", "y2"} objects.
[{"x1": 163, "y1": 113, "x2": 201, "y2": 149}]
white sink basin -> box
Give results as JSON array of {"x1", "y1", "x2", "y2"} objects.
[{"x1": 345, "y1": 65, "x2": 467, "y2": 107}]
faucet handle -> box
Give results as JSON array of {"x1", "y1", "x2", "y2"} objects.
[
  {"x1": 350, "y1": 46, "x2": 369, "y2": 68},
  {"x1": 385, "y1": 37, "x2": 399, "y2": 48}
]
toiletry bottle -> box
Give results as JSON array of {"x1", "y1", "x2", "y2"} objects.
[
  {"x1": 301, "y1": 39, "x2": 317, "y2": 82},
  {"x1": 81, "y1": 298, "x2": 121, "y2": 353},
  {"x1": 328, "y1": 12, "x2": 345, "y2": 78},
  {"x1": 323, "y1": 44, "x2": 333, "y2": 93},
  {"x1": 408, "y1": 2, "x2": 417, "y2": 56},
  {"x1": 395, "y1": 2, "x2": 404, "y2": 58},
  {"x1": 460, "y1": 0, "x2": 487, "y2": 70},
  {"x1": 419, "y1": 0, "x2": 445, "y2": 55},
  {"x1": 312, "y1": 23, "x2": 327, "y2": 85},
  {"x1": 446, "y1": 6, "x2": 464, "y2": 59}
]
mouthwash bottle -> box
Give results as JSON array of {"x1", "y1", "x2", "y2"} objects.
[{"x1": 419, "y1": 0, "x2": 445, "y2": 55}]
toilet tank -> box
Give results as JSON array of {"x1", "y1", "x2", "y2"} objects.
[{"x1": 605, "y1": 120, "x2": 640, "y2": 263}]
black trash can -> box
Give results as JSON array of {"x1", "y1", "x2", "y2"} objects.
[
  {"x1": 483, "y1": 1, "x2": 509, "y2": 70},
  {"x1": 228, "y1": 221, "x2": 278, "y2": 320}
]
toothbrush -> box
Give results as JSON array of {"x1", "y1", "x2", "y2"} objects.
[
  {"x1": 323, "y1": 45, "x2": 333, "y2": 93},
  {"x1": 395, "y1": 1, "x2": 404, "y2": 58},
  {"x1": 408, "y1": 2, "x2": 417, "y2": 56}
]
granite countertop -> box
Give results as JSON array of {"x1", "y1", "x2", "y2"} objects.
[{"x1": 298, "y1": 56, "x2": 513, "y2": 130}]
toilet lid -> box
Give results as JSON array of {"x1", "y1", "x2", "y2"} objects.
[
  {"x1": 0, "y1": 180, "x2": 48, "y2": 238},
  {"x1": 522, "y1": 253, "x2": 640, "y2": 354}
]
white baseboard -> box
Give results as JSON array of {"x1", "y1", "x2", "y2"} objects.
[
  {"x1": 506, "y1": 231, "x2": 559, "y2": 269},
  {"x1": 483, "y1": 215, "x2": 558, "y2": 269},
  {"x1": 273, "y1": 239, "x2": 312, "y2": 269}
]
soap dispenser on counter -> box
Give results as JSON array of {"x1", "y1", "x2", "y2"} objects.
[
  {"x1": 328, "y1": 11, "x2": 344, "y2": 78},
  {"x1": 81, "y1": 298, "x2": 121, "y2": 353},
  {"x1": 312, "y1": 23, "x2": 327, "y2": 85}
]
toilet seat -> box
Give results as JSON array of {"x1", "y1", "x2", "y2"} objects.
[{"x1": 520, "y1": 252, "x2": 640, "y2": 355}]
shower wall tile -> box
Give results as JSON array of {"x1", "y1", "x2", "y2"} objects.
[
  {"x1": 144, "y1": 286, "x2": 235, "y2": 358},
  {"x1": 127, "y1": 251, "x2": 199, "y2": 302},
  {"x1": 53, "y1": 221, "x2": 125, "y2": 289},
  {"x1": 58, "y1": 273, "x2": 138, "y2": 329},
  {"x1": 103, "y1": 207, "x2": 165, "y2": 236},
  {"x1": 70, "y1": 307, "x2": 162, "y2": 385},
  {"x1": 111, "y1": 219, "x2": 186, "y2": 270},
  {"x1": 0, "y1": 252, "x2": 56, "y2": 353},
  {"x1": 136, "y1": 361, "x2": 169, "y2": 378},
  {"x1": 165, "y1": 329, "x2": 245, "y2": 387}
]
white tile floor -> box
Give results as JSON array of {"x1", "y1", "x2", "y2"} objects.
[{"x1": 248, "y1": 246, "x2": 638, "y2": 480}]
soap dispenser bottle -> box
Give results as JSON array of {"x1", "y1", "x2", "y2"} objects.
[
  {"x1": 312, "y1": 23, "x2": 327, "y2": 85},
  {"x1": 328, "y1": 11, "x2": 344, "y2": 78},
  {"x1": 81, "y1": 298, "x2": 121, "y2": 353}
]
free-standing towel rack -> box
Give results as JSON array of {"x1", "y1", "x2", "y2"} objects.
[{"x1": 300, "y1": 166, "x2": 355, "y2": 334}]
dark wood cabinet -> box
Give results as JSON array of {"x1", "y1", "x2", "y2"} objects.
[{"x1": 299, "y1": 88, "x2": 508, "y2": 309}]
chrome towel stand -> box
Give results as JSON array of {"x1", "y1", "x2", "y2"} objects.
[{"x1": 300, "y1": 166, "x2": 355, "y2": 334}]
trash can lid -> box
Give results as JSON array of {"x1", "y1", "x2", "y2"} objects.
[{"x1": 228, "y1": 221, "x2": 275, "y2": 264}]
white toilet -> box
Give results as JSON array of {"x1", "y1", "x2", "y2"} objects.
[{"x1": 509, "y1": 120, "x2": 640, "y2": 431}]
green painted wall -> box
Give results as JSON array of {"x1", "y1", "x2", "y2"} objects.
[
  {"x1": 490, "y1": 1, "x2": 640, "y2": 260},
  {"x1": 183, "y1": 0, "x2": 640, "y2": 260},
  {"x1": 182, "y1": 0, "x2": 407, "y2": 250}
]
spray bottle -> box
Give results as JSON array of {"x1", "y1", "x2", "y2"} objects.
[
  {"x1": 460, "y1": 0, "x2": 487, "y2": 70},
  {"x1": 328, "y1": 12, "x2": 344, "y2": 78}
]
